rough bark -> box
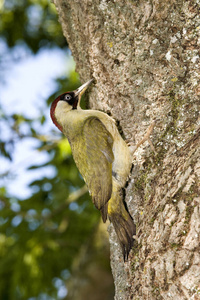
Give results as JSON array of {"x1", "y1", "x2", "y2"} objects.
[{"x1": 53, "y1": 0, "x2": 200, "y2": 299}]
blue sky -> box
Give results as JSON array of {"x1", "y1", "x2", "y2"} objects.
[{"x1": 0, "y1": 45, "x2": 75, "y2": 199}]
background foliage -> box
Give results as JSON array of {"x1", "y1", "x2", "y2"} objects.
[{"x1": 0, "y1": 1, "x2": 114, "y2": 299}]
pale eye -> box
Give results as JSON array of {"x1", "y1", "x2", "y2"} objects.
[{"x1": 65, "y1": 94, "x2": 72, "y2": 101}]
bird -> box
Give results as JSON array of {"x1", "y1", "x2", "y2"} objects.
[{"x1": 50, "y1": 79, "x2": 136, "y2": 260}]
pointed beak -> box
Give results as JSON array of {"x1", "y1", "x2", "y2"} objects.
[{"x1": 74, "y1": 79, "x2": 94, "y2": 104}]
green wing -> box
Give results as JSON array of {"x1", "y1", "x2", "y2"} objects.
[{"x1": 71, "y1": 116, "x2": 114, "y2": 222}]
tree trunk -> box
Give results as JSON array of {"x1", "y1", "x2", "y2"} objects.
[{"x1": 53, "y1": 0, "x2": 200, "y2": 299}]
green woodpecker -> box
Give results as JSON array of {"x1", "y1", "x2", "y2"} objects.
[{"x1": 50, "y1": 79, "x2": 135, "y2": 260}]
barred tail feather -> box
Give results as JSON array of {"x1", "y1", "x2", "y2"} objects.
[
  {"x1": 109, "y1": 210, "x2": 136, "y2": 261},
  {"x1": 108, "y1": 187, "x2": 136, "y2": 261}
]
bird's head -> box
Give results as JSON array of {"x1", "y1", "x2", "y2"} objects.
[{"x1": 50, "y1": 79, "x2": 94, "y2": 132}]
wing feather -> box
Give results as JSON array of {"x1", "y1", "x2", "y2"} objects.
[{"x1": 71, "y1": 116, "x2": 114, "y2": 221}]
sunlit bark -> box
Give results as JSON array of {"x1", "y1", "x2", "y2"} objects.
[{"x1": 54, "y1": 1, "x2": 200, "y2": 299}]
